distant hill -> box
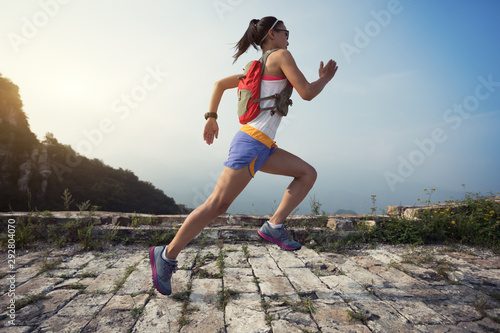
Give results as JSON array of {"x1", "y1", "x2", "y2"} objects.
[
  {"x1": 334, "y1": 209, "x2": 357, "y2": 215},
  {"x1": 0, "y1": 73, "x2": 189, "y2": 214}
]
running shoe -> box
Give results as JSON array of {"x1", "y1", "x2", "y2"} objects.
[
  {"x1": 258, "y1": 221, "x2": 301, "y2": 251},
  {"x1": 149, "y1": 245, "x2": 178, "y2": 295}
]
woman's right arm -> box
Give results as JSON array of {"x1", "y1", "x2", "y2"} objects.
[
  {"x1": 204, "y1": 74, "x2": 241, "y2": 145},
  {"x1": 208, "y1": 74, "x2": 241, "y2": 114},
  {"x1": 278, "y1": 50, "x2": 338, "y2": 101}
]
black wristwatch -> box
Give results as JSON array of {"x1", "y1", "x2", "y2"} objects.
[{"x1": 204, "y1": 112, "x2": 218, "y2": 120}]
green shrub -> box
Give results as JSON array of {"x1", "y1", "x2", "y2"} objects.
[{"x1": 365, "y1": 190, "x2": 499, "y2": 250}]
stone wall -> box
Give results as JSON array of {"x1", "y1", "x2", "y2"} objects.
[
  {"x1": 387, "y1": 195, "x2": 500, "y2": 219},
  {"x1": 0, "y1": 211, "x2": 382, "y2": 232}
]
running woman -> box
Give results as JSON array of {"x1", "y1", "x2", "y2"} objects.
[{"x1": 150, "y1": 16, "x2": 338, "y2": 295}]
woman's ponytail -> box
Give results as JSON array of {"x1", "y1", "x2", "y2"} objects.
[{"x1": 233, "y1": 16, "x2": 282, "y2": 63}]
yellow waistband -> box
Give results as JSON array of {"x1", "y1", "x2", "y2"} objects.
[{"x1": 240, "y1": 125, "x2": 275, "y2": 148}]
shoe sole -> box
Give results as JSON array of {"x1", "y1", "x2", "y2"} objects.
[
  {"x1": 149, "y1": 246, "x2": 170, "y2": 295},
  {"x1": 258, "y1": 230, "x2": 301, "y2": 251}
]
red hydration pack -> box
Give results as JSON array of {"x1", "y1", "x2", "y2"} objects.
[{"x1": 237, "y1": 49, "x2": 292, "y2": 124}]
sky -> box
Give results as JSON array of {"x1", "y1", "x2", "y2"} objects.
[{"x1": 1, "y1": 0, "x2": 499, "y2": 215}]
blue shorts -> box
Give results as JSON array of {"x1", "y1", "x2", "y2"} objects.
[{"x1": 224, "y1": 125, "x2": 278, "y2": 177}]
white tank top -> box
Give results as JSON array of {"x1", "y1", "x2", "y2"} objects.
[{"x1": 246, "y1": 75, "x2": 289, "y2": 140}]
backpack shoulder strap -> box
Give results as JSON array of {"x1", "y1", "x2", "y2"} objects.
[{"x1": 259, "y1": 48, "x2": 280, "y2": 74}]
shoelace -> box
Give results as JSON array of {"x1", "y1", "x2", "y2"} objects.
[
  {"x1": 279, "y1": 226, "x2": 292, "y2": 241},
  {"x1": 163, "y1": 262, "x2": 178, "y2": 280}
]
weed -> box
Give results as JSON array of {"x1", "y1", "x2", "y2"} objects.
[
  {"x1": 39, "y1": 257, "x2": 63, "y2": 275},
  {"x1": 131, "y1": 305, "x2": 145, "y2": 318},
  {"x1": 401, "y1": 249, "x2": 435, "y2": 265},
  {"x1": 261, "y1": 299, "x2": 271, "y2": 311},
  {"x1": 194, "y1": 269, "x2": 211, "y2": 279},
  {"x1": 347, "y1": 309, "x2": 368, "y2": 324},
  {"x1": 388, "y1": 261, "x2": 414, "y2": 278},
  {"x1": 57, "y1": 273, "x2": 73, "y2": 279},
  {"x1": 313, "y1": 268, "x2": 331, "y2": 277},
  {"x1": 80, "y1": 271, "x2": 98, "y2": 278},
  {"x1": 77, "y1": 200, "x2": 91, "y2": 212},
  {"x1": 90, "y1": 289, "x2": 106, "y2": 295},
  {"x1": 399, "y1": 249, "x2": 459, "y2": 284},
  {"x1": 67, "y1": 283, "x2": 86, "y2": 291},
  {"x1": 435, "y1": 260, "x2": 455, "y2": 282},
  {"x1": 147, "y1": 229, "x2": 176, "y2": 247},
  {"x1": 15, "y1": 214, "x2": 34, "y2": 249},
  {"x1": 53, "y1": 233, "x2": 68, "y2": 249},
  {"x1": 216, "y1": 287, "x2": 240, "y2": 310},
  {"x1": 172, "y1": 290, "x2": 190, "y2": 302},
  {"x1": 370, "y1": 194, "x2": 377, "y2": 215},
  {"x1": 202, "y1": 252, "x2": 216, "y2": 261},
  {"x1": 281, "y1": 295, "x2": 317, "y2": 315},
  {"x1": 216, "y1": 249, "x2": 225, "y2": 275},
  {"x1": 472, "y1": 297, "x2": 491, "y2": 316},
  {"x1": 130, "y1": 214, "x2": 159, "y2": 227},
  {"x1": 309, "y1": 194, "x2": 324, "y2": 215},
  {"x1": 198, "y1": 232, "x2": 208, "y2": 248},
  {"x1": 253, "y1": 276, "x2": 261, "y2": 288},
  {"x1": 242, "y1": 244, "x2": 250, "y2": 260},
  {"x1": 178, "y1": 280, "x2": 197, "y2": 328},
  {"x1": 264, "y1": 314, "x2": 275, "y2": 325},
  {"x1": 268, "y1": 293, "x2": 280, "y2": 301},
  {"x1": 61, "y1": 188, "x2": 74, "y2": 211},
  {"x1": 78, "y1": 222, "x2": 96, "y2": 251},
  {"x1": 360, "y1": 284, "x2": 375, "y2": 295},
  {"x1": 113, "y1": 265, "x2": 136, "y2": 293},
  {"x1": 0, "y1": 191, "x2": 41, "y2": 248},
  {"x1": 15, "y1": 293, "x2": 51, "y2": 311}
]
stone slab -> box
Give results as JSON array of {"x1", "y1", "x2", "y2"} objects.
[
  {"x1": 82, "y1": 294, "x2": 149, "y2": 332},
  {"x1": 1, "y1": 240, "x2": 498, "y2": 333},
  {"x1": 131, "y1": 296, "x2": 182, "y2": 333},
  {"x1": 38, "y1": 293, "x2": 112, "y2": 332}
]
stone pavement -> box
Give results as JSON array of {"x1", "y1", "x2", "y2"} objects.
[{"x1": 1, "y1": 239, "x2": 500, "y2": 332}]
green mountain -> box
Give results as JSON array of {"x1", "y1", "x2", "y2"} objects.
[{"x1": 0, "y1": 73, "x2": 189, "y2": 214}]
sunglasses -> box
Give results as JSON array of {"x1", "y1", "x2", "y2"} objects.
[{"x1": 274, "y1": 28, "x2": 289, "y2": 40}]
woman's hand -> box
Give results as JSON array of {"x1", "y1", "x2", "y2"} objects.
[
  {"x1": 319, "y1": 59, "x2": 338, "y2": 82},
  {"x1": 277, "y1": 50, "x2": 338, "y2": 101},
  {"x1": 203, "y1": 118, "x2": 219, "y2": 145}
]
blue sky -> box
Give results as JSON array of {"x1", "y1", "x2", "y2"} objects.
[{"x1": 1, "y1": 0, "x2": 499, "y2": 214}]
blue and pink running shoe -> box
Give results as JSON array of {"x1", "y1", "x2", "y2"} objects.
[
  {"x1": 258, "y1": 221, "x2": 301, "y2": 251},
  {"x1": 149, "y1": 245, "x2": 177, "y2": 295}
]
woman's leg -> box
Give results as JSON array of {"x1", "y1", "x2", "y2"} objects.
[
  {"x1": 165, "y1": 166, "x2": 252, "y2": 259},
  {"x1": 259, "y1": 148, "x2": 317, "y2": 225}
]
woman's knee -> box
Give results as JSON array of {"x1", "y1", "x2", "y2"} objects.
[
  {"x1": 204, "y1": 196, "x2": 231, "y2": 216},
  {"x1": 296, "y1": 162, "x2": 317, "y2": 186},
  {"x1": 305, "y1": 164, "x2": 317, "y2": 185}
]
